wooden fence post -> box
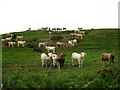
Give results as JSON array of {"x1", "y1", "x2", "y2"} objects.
[{"x1": 58, "y1": 63, "x2": 61, "y2": 78}]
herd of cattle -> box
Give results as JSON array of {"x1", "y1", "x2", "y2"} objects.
[
  {"x1": 1, "y1": 33, "x2": 25, "y2": 47},
  {"x1": 1, "y1": 29, "x2": 116, "y2": 67}
]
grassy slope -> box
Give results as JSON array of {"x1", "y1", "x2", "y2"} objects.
[{"x1": 2, "y1": 29, "x2": 119, "y2": 88}]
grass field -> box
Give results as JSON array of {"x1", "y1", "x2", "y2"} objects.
[{"x1": 2, "y1": 29, "x2": 120, "y2": 88}]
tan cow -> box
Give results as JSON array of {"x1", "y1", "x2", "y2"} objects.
[
  {"x1": 56, "y1": 42, "x2": 65, "y2": 48},
  {"x1": 42, "y1": 27, "x2": 48, "y2": 30}
]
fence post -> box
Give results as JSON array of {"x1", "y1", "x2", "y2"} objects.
[{"x1": 58, "y1": 63, "x2": 61, "y2": 78}]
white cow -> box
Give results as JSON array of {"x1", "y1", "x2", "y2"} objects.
[
  {"x1": 75, "y1": 34, "x2": 83, "y2": 39},
  {"x1": 68, "y1": 40, "x2": 75, "y2": 46},
  {"x1": 16, "y1": 36, "x2": 24, "y2": 41},
  {"x1": 72, "y1": 52, "x2": 87, "y2": 67},
  {"x1": 38, "y1": 42, "x2": 47, "y2": 47},
  {"x1": 51, "y1": 54, "x2": 58, "y2": 67},
  {"x1": 45, "y1": 46, "x2": 56, "y2": 53},
  {"x1": 41, "y1": 53, "x2": 52, "y2": 67},
  {"x1": 71, "y1": 39, "x2": 77, "y2": 45},
  {"x1": 1, "y1": 39, "x2": 6, "y2": 42},
  {"x1": 5, "y1": 37, "x2": 12, "y2": 42},
  {"x1": 17, "y1": 41, "x2": 26, "y2": 47},
  {"x1": 8, "y1": 42, "x2": 16, "y2": 47}
]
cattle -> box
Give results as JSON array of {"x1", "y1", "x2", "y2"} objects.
[
  {"x1": 51, "y1": 54, "x2": 58, "y2": 67},
  {"x1": 38, "y1": 42, "x2": 47, "y2": 47},
  {"x1": 68, "y1": 40, "x2": 75, "y2": 46},
  {"x1": 72, "y1": 52, "x2": 87, "y2": 67},
  {"x1": 57, "y1": 28, "x2": 62, "y2": 30},
  {"x1": 74, "y1": 30, "x2": 80, "y2": 34},
  {"x1": 17, "y1": 41, "x2": 26, "y2": 47},
  {"x1": 70, "y1": 33, "x2": 76, "y2": 38},
  {"x1": 52, "y1": 28, "x2": 57, "y2": 31},
  {"x1": 8, "y1": 41, "x2": 16, "y2": 47},
  {"x1": 63, "y1": 28, "x2": 66, "y2": 30},
  {"x1": 16, "y1": 36, "x2": 24, "y2": 41},
  {"x1": 57, "y1": 53, "x2": 66, "y2": 67},
  {"x1": 52, "y1": 28, "x2": 63, "y2": 31},
  {"x1": 5, "y1": 37, "x2": 12, "y2": 42},
  {"x1": 41, "y1": 53, "x2": 52, "y2": 67},
  {"x1": 45, "y1": 46, "x2": 56, "y2": 53},
  {"x1": 79, "y1": 31, "x2": 85, "y2": 36},
  {"x1": 1, "y1": 39, "x2": 6, "y2": 42},
  {"x1": 101, "y1": 51, "x2": 115, "y2": 65},
  {"x1": 71, "y1": 39, "x2": 77, "y2": 45},
  {"x1": 75, "y1": 34, "x2": 83, "y2": 39},
  {"x1": 12, "y1": 34, "x2": 17, "y2": 39},
  {"x1": 78, "y1": 27, "x2": 83, "y2": 30},
  {"x1": 56, "y1": 42, "x2": 65, "y2": 48},
  {"x1": 42, "y1": 27, "x2": 48, "y2": 30}
]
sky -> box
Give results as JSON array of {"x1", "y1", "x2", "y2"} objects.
[{"x1": 0, "y1": 0, "x2": 119, "y2": 34}]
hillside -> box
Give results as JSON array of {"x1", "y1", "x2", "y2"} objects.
[{"x1": 2, "y1": 29, "x2": 119, "y2": 88}]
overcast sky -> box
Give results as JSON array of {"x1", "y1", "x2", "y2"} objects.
[{"x1": 0, "y1": 0, "x2": 119, "y2": 34}]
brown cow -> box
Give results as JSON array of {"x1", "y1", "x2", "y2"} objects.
[
  {"x1": 57, "y1": 28, "x2": 62, "y2": 30},
  {"x1": 52, "y1": 28, "x2": 57, "y2": 30},
  {"x1": 42, "y1": 27, "x2": 48, "y2": 30},
  {"x1": 70, "y1": 33, "x2": 76, "y2": 38},
  {"x1": 56, "y1": 42, "x2": 65, "y2": 48},
  {"x1": 101, "y1": 51, "x2": 115, "y2": 65},
  {"x1": 57, "y1": 53, "x2": 66, "y2": 67},
  {"x1": 78, "y1": 27, "x2": 83, "y2": 30},
  {"x1": 63, "y1": 28, "x2": 66, "y2": 30}
]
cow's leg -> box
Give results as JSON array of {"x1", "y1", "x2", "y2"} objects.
[
  {"x1": 53, "y1": 49, "x2": 55, "y2": 53},
  {"x1": 42, "y1": 60, "x2": 44, "y2": 67},
  {"x1": 45, "y1": 63, "x2": 47, "y2": 67},
  {"x1": 81, "y1": 35, "x2": 83, "y2": 39},
  {"x1": 8, "y1": 44, "x2": 10, "y2": 47},
  {"x1": 53, "y1": 60, "x2": 56, "y2": 67},
  {"x1": 17, "y1": 44, "x2": 19, "y2": 47},
  {"x1": 78, "y1": 60, "x2": 81, "y2": 67},
  {"x1": 72, "y1": 58, "x2": 74, "y2": 66},
  {"x1": 23, "y1": 44, "x2": 24, "y2": 47},
  {"x1": 81, "y1": 61, "x2": 83, "y2": 67}
]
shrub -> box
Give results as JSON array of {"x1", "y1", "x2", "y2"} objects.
[
  {"x1": 27, "y1": 42, "x2": 37, "y2": 48},
  {"x1": 33, "y1": 47, "x2": 43, "y2": 52},
  {"x1": 51, "y1": 36, "x2": 63, "y2": 42},
  {"x1": 32, "y1": 38, "x2": 38, "y2": 41}
]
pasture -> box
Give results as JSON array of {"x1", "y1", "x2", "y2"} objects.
[{"x1": 2, "y1": 29, "x2": 120, "y2": 88}]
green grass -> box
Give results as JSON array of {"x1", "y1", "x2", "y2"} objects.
[{"x1": 2, "y1": 29, "x2": 119, "y2": 88}]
